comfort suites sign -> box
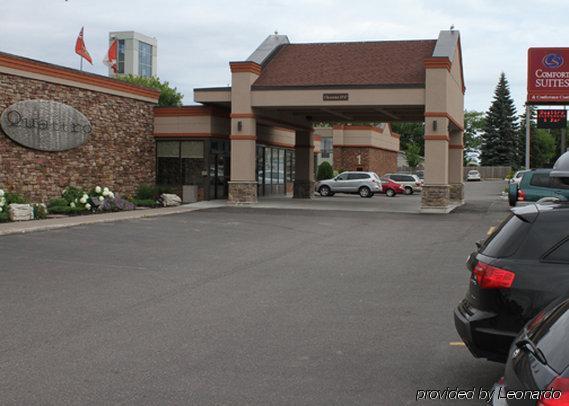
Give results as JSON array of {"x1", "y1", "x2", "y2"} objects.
[
  {"x1": 0, "y1": 100, "x2": 92, "y2": 151},
  {"x1": 528, "y1": 48, "x2": 569, "y2": 103}
]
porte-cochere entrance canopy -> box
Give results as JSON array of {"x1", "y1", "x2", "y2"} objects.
[{"x1": 194, "y1": 30, "x2": 465, "y2": 212}]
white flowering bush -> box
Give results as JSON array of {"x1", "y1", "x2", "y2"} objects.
[
  {"x1": 0, "y1": 189, "x2": 5, "y2": 214},
  {"x1": 47, "y1": 185, "x2": 133, "y2": 215}
]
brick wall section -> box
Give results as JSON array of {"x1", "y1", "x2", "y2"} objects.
[
  {"x1": 333, "y1": 146, "x2": 397, "y2": 176},
  {"x1": 0, "y1": 72, "x2": 156, "y2": 202}
]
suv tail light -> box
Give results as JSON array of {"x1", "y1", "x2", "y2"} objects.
[
  {"x1": 538, "y1": 377, "x2": 569, "y2": 405},
  {"x1": 473, "y1": 261, "x2": 515, "y2": 289},
  {"x1": 415, "y1": 181, "x2": 421, "y2": 186},
  {"x1": 518, "y1": 189, "x2": 526, "y2": 201}
]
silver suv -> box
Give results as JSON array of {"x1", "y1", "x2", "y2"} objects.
[
  {"x1": 315, "y1": 171, "x2": 381, "y2": 198},
  {"x1": 384, "y1": 173, "x2": 423, "y2": 195}
]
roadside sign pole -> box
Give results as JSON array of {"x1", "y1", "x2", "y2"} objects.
[
  {"x1": 525, "y1": 104, "x2": 531, "y2": 169},
  {"x1": 562, "y1": 107, "x2": 567, "y2": 153}
]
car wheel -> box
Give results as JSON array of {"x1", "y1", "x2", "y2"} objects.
[
  {"x1": 319, "y1": 185, "x2": 331, "y2": 197},
  {"x1": 359, "y1": 186, "x2": 371, "y2": 198},
  {"x1": 368, "y1": 193, "x2": 374, "y2": 198},
  {"x1": 386, "y1": 188, "x2": 395, "y2": 197},
  {"x1": 404, "y1": 186, "x2": 413, "y2": 195}
]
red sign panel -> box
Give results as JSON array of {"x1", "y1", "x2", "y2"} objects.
[
  {"x1": 537, "y1": 109, "x2": 567, "y2": 129},
  {"x1": 528, "y1": 48, "x2": 569, "y2": 103}
]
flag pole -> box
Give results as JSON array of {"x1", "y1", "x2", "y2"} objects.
[{"x1": 80, "y1": 56, "x2": 83, "y2": 71}]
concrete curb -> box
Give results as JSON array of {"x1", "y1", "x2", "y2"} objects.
[{"x1": 0, "y1": 201, "x2": 227, "y2": 237}]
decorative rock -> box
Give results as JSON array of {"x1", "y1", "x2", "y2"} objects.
[
  {"x1": 8, "y1": 203, "x2": 34, "y2": 221},
  {"x1": 161, "y1": 193, "x2": 182, "y2": 207}
]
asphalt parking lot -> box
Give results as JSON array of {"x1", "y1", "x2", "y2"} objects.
[{"x1": 0, "y1": 181, "x2": 508, "y2": 405}]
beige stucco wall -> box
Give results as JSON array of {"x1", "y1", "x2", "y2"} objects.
[
  {"x1": 153, "y1": 114, "x2": 230, "y2": 137},
  {"x1": 251, "y1": 88, "x2": 425, "y2": 107},
  {"x1": 333, "y1": 126, "x2": 399, "y2": 152},
  {"x1": 257, "y1": 125, "x2": 295, "y2": 147}
]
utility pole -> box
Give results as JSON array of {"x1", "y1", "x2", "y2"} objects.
[{"x1": 525, "y1": 104, "x2": 531, "y2": 169}]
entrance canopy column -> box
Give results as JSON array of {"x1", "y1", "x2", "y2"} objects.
[
  {"x1": 294, "y1": 129, "x2": 315, "y2": 198},
  {"x1": 449, "y1": 130, "x2": 465, "y2": 203},
  {"x1": 228, "y1": 61, "x2": 261, "y2": 203},
  {"x1": 422, "y1": 115, "x2": 450, "y2": 210}
]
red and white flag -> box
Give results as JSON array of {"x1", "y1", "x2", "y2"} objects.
[
  {"x1": 75, "y1": 27, "x2": 93, "y2": 64},
  {"x1": 104, "y1": 39, "x2": 118, "y2": 73}
]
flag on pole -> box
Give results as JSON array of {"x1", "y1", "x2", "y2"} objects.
[
  {"x1": 75, "y1": 27, "x2": 93, "y2": 65},
  {"x1": 104, "y1": 39, "x2": 118, "y2": 73}
]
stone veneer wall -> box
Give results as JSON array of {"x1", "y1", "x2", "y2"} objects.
[
  {"x1": 333, "y1": 146, "x2": 397, "y2": 176},
  {"x1": 0, "y1": 72, "x2": 156, "y2": 202}
]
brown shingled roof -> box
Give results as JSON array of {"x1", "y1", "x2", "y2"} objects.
[{"x1": 252, "y1": 40, "x2": 437, "y2": 89}]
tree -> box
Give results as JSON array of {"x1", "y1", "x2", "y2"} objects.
[
  {"x1": 464, "y1": 110, "x2": 484, "y2": 164},
  {"x1": 480, "y1": 73, "x2": 519, "y2": 167},
  {"x1": 316, "y1": 161, "x2": 334, "y2": 180},
  {"x1": 405, "y1": 142, "x2": 423, "y2": 170},
  {"x1": 391, "y1": 122, "x2": 425, "y2": 155},
  {"x1": 517, "y1": 106, "x2": 557, "y2": 168},
  {"x1": 117, "y1": 75, "x2": 184, "y2": 107},
  {"x1": 532, "y1": 130, "x2": 557, "y2": 168}
]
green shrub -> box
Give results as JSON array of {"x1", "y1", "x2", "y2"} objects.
[
  {"x1": 47, "y1": 198, "x2": 69, "y2": 208},
  {"x1": 62, "y1": 186, "x2": 85, "y2": 205},
  {"x1": 130, "y1": 198, "x2": 160, "y2": 208},
  {"x1": 5, "y1": 192, "x2": 27, "y2": 205},
  {"x1": 135, "y1": 184, "x2": 174, "y2": 200},
  {"x1": 47, "y1": 206, "x2": 87, "y2": 215},
  {"x1": 33, "y1": 204, "x2": 48, "y2": 220},
  {"x1": 0, "y1": 211, "x2": 9, "y2": 223},
  {"x1": 316, "y1": 162, "x2": 334, "y2": 180}
]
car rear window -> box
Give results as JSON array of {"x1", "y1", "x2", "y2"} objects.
[
  {"x1": 551, "y1": 177, "x2": 569, "y2": 190},
  {"x1": 481, "y1": 214, "x2": 532, "y2": 258},
  {"x1": 529, "y1": 300, "x2": 569, "y2": 373},
  {"x1": 544, "y1": 239, "x2": 569, "y2": 264},
  {"x1": 530, "y1": 174, "x2": 551, "y2": 188}
]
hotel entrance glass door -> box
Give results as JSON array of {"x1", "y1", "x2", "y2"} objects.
[{"x1": 209, "y1": 153, "x2": 228, "y2": 199}]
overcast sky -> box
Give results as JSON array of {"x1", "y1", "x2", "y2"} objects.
[{"x1": 2, "y1": 0, "x2": 569, "y2": 114}]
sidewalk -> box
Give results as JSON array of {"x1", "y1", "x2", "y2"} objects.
[{"x1": 0, "y1": 201, "x2": 227, "y2": 236}]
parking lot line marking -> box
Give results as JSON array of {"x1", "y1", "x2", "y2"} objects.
[{"x1": 449, "y1": 341, "x2": 466, "y2": 347}]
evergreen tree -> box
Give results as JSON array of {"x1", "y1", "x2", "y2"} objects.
[{"x1": 480, "y1": 73, "x2": 519, "y2": 167}]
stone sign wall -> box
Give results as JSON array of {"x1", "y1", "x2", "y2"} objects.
[{"x1": 0, "y1": 72, "x2": 156, "y2": 202}]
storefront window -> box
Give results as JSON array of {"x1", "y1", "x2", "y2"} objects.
[
  {"x1": 321, "y1": 137, "x2": 333, "y2": 158},
  {"x1": 157, "y1": 141, "x2": 180, "y2": 186},
  {"x1": 181, "y1": 141, "x2": 204, "y2": 185},
  {"x1": 256, "y1": 146, "x2": 295, "y2": 196},
  {"x1": 265, "y1": 148, "x2": 272, "y2": 189}
]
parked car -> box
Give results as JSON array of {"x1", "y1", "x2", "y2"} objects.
[
  {"x1": 466, "y1": 169, "x2": 482, "y2": 181},
  {"x1": 383, "y1": 173, "x2": 423, "y2": 195},
  {"x1": 492, "y1": 297, "x2": 569, "y2": 405},
  {"x1": 454, "y1": 202, "x2": 569, "y2": 363},
  {"x1": 379, "y1": 177, "x2": 405, "y2": 197},
  {"x1": 508, "y1": 170, "x2": 529, "y2": 186},
  {"x1": 508, "y1": 169, "x2": 569, "y2": 207},
  {"x1": 315, "y1": 171, "x2": 382, "y2": 198}
]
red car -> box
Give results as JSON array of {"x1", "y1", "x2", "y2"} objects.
[{"x1": 379, "y1": 177, "x2": 405, "y2": 197}]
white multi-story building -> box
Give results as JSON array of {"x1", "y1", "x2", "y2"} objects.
[{"x1": 108, "y1": 31, "x2": 157, "y2": 78}]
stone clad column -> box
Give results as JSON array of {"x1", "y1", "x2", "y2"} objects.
[
  {"x1": 228, "y1": 61, "x2": 261, "y2": 203},
  {"x1": 422, "y1": 115, "x2": 450, "y2": 210},
  {"x1": 449, "y1": 130, "x2": 465, "y2": 203},
  {"x1": 294, "y1": 129, "x2": 315, "y2": 198}
]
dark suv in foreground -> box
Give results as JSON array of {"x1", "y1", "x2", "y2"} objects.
[
  {"x1": 492, "y1": 297, "x2": 569, "y2": 405},
  {"x1": 454, "y1": 202, "x2": 569, "y2": 362}
]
